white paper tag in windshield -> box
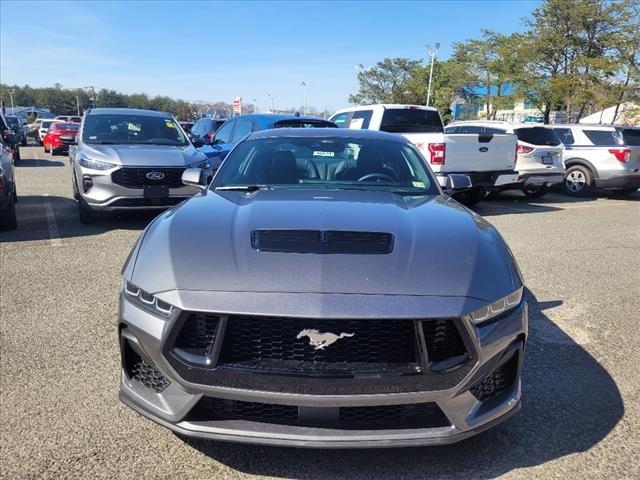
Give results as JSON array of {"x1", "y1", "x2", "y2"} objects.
[
  {"x1": 313, "y1": 151, "x2": 335, "y2": 157},
  {"x1": 349, "y1": 118, "x2": 364, "y2": 130}
]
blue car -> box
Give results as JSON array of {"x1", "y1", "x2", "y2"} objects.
[{"x1": 195, "y1": 114, "x2": 336, "y2": 169}]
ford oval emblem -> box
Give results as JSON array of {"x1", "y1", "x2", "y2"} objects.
[
  {"x1": 479, "y1": 147, "x2": 489, "y2": 153},
  {"x1": 146, "y1": 171, "x2": 166, "y2": 181}
]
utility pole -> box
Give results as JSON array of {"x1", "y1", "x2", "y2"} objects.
[
  {"x1": 252, "y1": 98, "x2": 257, "y2": 114},
  {"x1": 75, "y1": 96, "x2": 81, "y2": 115},
  {"x1": 84, "y1": 86, "x2": 96, "y2": 108},
  {"x1": 426, "y1": 42, "x2": 440, "y2": 107},
  {"x1": 300, "y1": 81, "x2": 308, "y2": 115}
]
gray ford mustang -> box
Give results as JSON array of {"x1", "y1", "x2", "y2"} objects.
[{"x1": 119, "y1": 128, "x2": 527, "y2": 448}]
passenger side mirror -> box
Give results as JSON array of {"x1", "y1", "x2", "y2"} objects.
[
  {"x1": 191, "y1": 137, "x2": 205, "y2": 148},
  {"x1": 445, "y1": 174, "x2": 472, "y2": 192},
  {"x1": 182, "y1": 168, "x2": 207, "y2": 189}
]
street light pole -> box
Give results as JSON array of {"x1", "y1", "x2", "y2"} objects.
[
  {"x1": 75, "y1": 96, "x2": 81, "y2": 115},
  {"x1": 426, "y1": 42, "x2": 440, "y2": 107},
  {"x1": 300, "y1": 81, "x2": 308, "y2": 115},
  {"x1": 252, "y1": 98, "x2": 257, "y2": 114},
  {"x1": 266, "y1": 93, "x2": 276, "y2": 112},
  {"x1": 8, "y1": 89, "x2": 15, "y2": 112}
]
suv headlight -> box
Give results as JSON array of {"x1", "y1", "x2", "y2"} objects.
[
  {"x1": 470, "y1": 287, "x2": 523, "y2": 324},
  {"x1": 124, "y1": 281, "x2": 174, "y2": 317},
  {"x1": 79, "y1": 154, "x2": 115, "y2": 170},
  {"x1": 188, "y1": 159, "x2": 210, "y2": 170}
]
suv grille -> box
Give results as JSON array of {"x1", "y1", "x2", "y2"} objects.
[
  {"x1": 188, "y1": 397, "x2": 450, "y2": 429},
  {"x1": 251, "y1": 230, "x2": 394, "y2": 254},
  {"x1": 112, "y1": 167, "x2": 185, "y2": 188}
]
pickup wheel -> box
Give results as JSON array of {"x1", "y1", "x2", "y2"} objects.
[
  {"x1": 523, "y1": 184, "x2": 549, "y2": 198},
  {"x1": 563, "y1": 165, "x2": 593, "y2": 196},
  {"x1": 453, "y1": 187, "x2": 486, "y2": 206}
]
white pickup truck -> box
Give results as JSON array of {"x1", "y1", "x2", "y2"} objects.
[{"x1": 329, "y1": 104, "x2": 518, "y2": 205}]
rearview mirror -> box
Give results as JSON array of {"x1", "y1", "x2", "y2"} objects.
[
  {"x1": 182, "y1": 168, "x2": 207, "y2": 189},
  {"x1": 445, "y1": 174, "x2": 472, "y2": 192}
]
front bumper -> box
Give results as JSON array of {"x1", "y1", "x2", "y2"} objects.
[
  {"x1": 76, "y1": 165, "x2": 199, "y2": 211},
  {"x1": 118, "y1": 292, "x2": 528, "y2": 448}
]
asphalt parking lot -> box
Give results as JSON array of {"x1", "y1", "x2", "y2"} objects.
[{"x1": 1, "y1": 145, "x2": 639, "y2": 479}]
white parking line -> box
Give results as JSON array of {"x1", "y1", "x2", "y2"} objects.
[{"x1": 43, "y1": 194, "x2": 63, "y2": 246}]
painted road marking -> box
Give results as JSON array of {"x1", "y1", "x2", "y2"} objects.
[{"x1": 43, "y1": 194, "x2": 62, "y2": 246}]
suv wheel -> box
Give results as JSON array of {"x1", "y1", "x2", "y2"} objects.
[
  {"x1": 563, "y1": 165, "x2": 593, "y2": 196},
  {"x1": 453, "y1": 187, "x2": 487, "y2": 206},
  {"x1": 78, "y1": 197, "x2": 95, "y2": 224},
  {"x1": 523, "y1": 184, "x2": 549, "y2": 198}
]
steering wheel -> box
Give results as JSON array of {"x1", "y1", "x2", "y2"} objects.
[{"x1": 357, "y1": 172, "x2": 396, "y2": 183}]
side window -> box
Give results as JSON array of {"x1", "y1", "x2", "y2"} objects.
[
  {"x1": 554, "y1": 128, "x2": 575, "y2": 145},
  {"x1": 350, "y1": 110, "x2": 373, "y2": 129},
  {"x1": 213, "y1": 120, "x2": 235, "y2": 145},
  {"x1": 445, "y1": 126, "x2": 458, "y2": 134},
  {"x1": 231, "y1": 119, "x2": 253, "y2": 142},
  {"x1": 329, "y1": 112, "x2": 349, "y2": 128},
  {"x1": 191, "y1": 119, "x2": 202, "y2": 136},
  {"x1": 583, "y1": 130, "x2": 620, "y2": 146}
]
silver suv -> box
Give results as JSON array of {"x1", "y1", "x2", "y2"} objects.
[
  {"x1": 71, "y1": 108, "x2": 211, "y2": 223},
  {"x1": 552, "y1": 124, "x2": 640, "y2": 196}
]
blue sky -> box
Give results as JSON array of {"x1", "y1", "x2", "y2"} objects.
[{"x1": 1, "y1": 1, "x2": 539, "y2": 112}]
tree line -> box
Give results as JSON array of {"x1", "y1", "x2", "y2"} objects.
[
  {"x1": 0, "y1": 84, "x2": 212, "y2": 121},
  {"x1": 349, "y1": 0, "x2": 639, "y2": 124}
]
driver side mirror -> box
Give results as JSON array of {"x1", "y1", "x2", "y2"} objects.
[
  {"x1": 191, "y1": 137, "x2": 205, "y2": 148},
  {"x1": 445, "y1": 174, "x2": 472, "y2": 192},
  {"x1": 182, "y1": 168, "x2": 207, "y2": 189}
]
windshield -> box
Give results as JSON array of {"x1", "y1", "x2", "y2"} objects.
[
  {"x1": 380, "y1": 108, "x2": 444, "y2": 133},
  {"x1": 6, "y1": 117, "x2": 19, "y2": 127},
  {"x1": 56, "y1": 123, "x2": 80, "y2": 131},
  {"x1": 212, "y1": 136, "x2": 438, "y2": 195},
  {"x1": 82, "y1": 114, "x2": 189, "y2": 146},
  {"x1": 42, "y1": 121, "x2": 55, "y2": 129}
]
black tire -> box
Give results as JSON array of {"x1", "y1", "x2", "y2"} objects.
[
  {"x1": 21, "y1": 137, "x2": 27, "y2": 147},
  {"x1": 72, "y1": 173, "x2": 80, "y2": 200},
  {"x1": 78, "y1": 197, "x2": 95, "y2": 224},
  {"x1": 563, "y1": 165, "x2": 593, "y2": 196},
  {"x1": 13, "y1": 147, "x2": 20, "y2": 163},
  {"x1": 453, "y1": 187, "x2": 487, "y2": 206},
  {"x1": 0, "y1": 194, "x2": 18, "y2": 231},
  {"x1": 523, "y1": 184, "x2": 549, "y2": 198}
]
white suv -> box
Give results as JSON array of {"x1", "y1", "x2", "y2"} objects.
[{"x1": 552, "y1": 124, "x2": 640, "y2": 196}]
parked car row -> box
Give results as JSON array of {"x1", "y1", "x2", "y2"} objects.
[{"x1": 0, "y1": 112, "x2": 20, "y2": 230}]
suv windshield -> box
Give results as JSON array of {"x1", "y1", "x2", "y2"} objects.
[
  {"x1": 82, "y1": 114, "x2": 189, "y2": 146},
  {"x1": 380, "y1": 108, "x2": 444, "y2": 134},
  {"x1": 514, "y1": 127, "x2": 561, "y2": 146},
  {"x1": 213, "y1": 136, "x2": 438, "y2": 195}
]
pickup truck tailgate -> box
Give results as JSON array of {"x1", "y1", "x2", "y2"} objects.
[{"x1": 443, "y1": 133, "x2": 516, "y2": 173}]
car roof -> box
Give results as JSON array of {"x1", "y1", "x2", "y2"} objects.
[
  {"x1": 553, "y1": 123, "x2": 617, "y2": 130},
  {"x1": 87, "y1": 108, "x2": 171, "y2": 117},
  {"x1": 248, "y1": 127, "x2": 409, "y2": 142},
  {"x1": 331, "y1": 104, "x2": 439, "y2": 115}
]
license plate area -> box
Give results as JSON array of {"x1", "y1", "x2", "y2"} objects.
[
  {"x1": 144, "y1": 185, "x2": 169, "y2": 205},
  {"x1": 541, "y1": 155, "x2": 554, "y2": 165}
]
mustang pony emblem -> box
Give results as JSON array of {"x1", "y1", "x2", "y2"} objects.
[{"x1": 296, "y1": 329, "x2": 355, "y2": 350}]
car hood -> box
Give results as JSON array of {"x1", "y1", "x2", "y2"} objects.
[
  {"x1": 129, "y1": 189, "x2": 520, "y2": 302},
  {"x1": 81, "y1": 143, "x2": 206, "y2": 166}
]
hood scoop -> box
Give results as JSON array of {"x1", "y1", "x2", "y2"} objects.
[{"x1": 251, "y1": 230, "x2": 394, "y2": 254}]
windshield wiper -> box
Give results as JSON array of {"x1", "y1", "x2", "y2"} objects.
[{"x1": 215, "y1": 184, "x2": 272, "y2": 191}]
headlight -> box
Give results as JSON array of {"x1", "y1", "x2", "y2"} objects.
[
  {"x1": 124, "y1": 281, "x2": 174, "y2": 317},
  {"x1": 188, "y1": 159, "x2": 210, "y2": 170},
  {"x1": 79, "y1": 155, "x2": 115, "y2": 170},
  {"x1": 470, "y1": 287, "x2": 523, "y2": 324}
]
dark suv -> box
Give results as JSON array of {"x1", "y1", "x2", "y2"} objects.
[{"x1": 189, "y1": 117, "x2": 227, "y2": 143}]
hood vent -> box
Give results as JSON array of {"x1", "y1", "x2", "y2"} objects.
[{"x1": 251, "y1": 230, "x2": 394, "y2": 254}]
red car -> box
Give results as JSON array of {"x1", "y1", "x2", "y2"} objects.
[{"x1": 43, "y1": 122, "x2": 80, "y2": 155}]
